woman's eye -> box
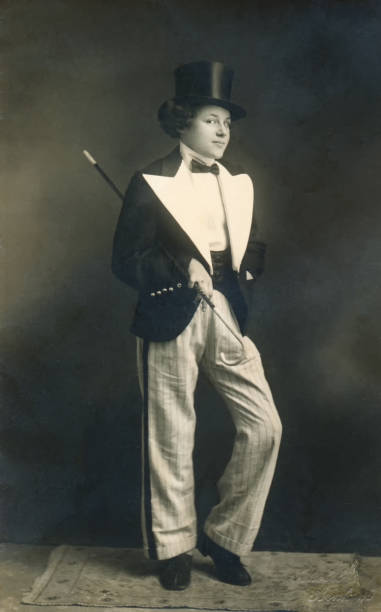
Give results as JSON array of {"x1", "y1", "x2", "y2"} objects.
[{"x1": 205, "y1": 118, "x2": 230, "y2": 127}]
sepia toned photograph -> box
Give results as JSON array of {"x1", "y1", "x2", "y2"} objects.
[{"x1": 1, "y1": 1, "x2": 381, "y2": 610}]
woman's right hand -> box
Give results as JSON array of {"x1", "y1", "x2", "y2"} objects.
[{"x1": 187, "y1": 258, "x2": 213, "y2": 298}]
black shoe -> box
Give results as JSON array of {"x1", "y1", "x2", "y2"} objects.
[
  {"x1": 159, "y1": 553, "x2": 192, "y2": 591},
  {"x1": 199, "y1": 533, "x2": 251, "y2": 586}
]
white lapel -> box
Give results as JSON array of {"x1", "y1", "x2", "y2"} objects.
[
  {"x1": 143, "y1": 161, "x2": 212, "y2": 269},
  {"x1": 216, "y1": 164, "x2": 254, "y2": 272},
  {"x1": 142, "y1": 160, "x2": 254, "y2": 273}
]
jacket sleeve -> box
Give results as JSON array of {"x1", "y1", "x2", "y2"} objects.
[
  {"x1": 240, "y1": 218, "x2": 267, "y2": 281},
  {"x1": 111, "y1": 172, "x2": 191, "y2": 293}
]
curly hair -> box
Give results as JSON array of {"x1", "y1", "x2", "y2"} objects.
[{"x1": 158, "y1": 100, "x2": 203, "y2": 138}]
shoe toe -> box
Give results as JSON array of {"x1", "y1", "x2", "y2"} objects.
[
  {"x1": 216, "y1": 562, "x2": 252, "y2": 586},
  {"x1": 159, "y1": 553, "x2": 192, "y2": 591}
]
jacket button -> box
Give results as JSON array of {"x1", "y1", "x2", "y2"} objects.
[
  {"x1": 162, "y1": 288, "x2": 167, "y2": 292},
  {"x1": 168, "y1": 287, "x2": 174, "y2": 292},
  {"x1": 156, "y1": 290, "x2": 162, "y2": 295},
  {"x1": 150, "y1": 292, "x2": 155, "y2": 297},
  {"x1": 177, "y1": 282, "x2": 182, "y2": 288}
]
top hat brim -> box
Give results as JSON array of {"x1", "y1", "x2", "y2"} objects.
[{"x1": 162, "y1": 95, "x2": 246, "y2": 121}]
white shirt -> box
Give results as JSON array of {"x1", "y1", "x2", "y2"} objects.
[{"x1": 179, "y1": 141, "x2": 229, "y2": 251}]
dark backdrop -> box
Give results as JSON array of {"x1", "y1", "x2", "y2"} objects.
[{"x1": 2, "y1": 0, "x2": 381, "y2": 553}]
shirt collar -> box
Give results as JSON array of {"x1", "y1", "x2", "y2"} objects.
[{"x1": 179, "y1": 141, "x2": 216, "y2": 170}]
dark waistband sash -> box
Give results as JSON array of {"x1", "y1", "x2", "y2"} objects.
[{"x1": 211, "y1": 248, "x2": 235, "y2": 285}]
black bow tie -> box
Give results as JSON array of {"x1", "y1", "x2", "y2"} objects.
[{"x1": 191, "y1": 159, "x2": 220, "y2": 175}]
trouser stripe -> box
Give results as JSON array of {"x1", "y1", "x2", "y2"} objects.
[{"x1": 142, "y1": 339, "x2": 158, "y2": 560}]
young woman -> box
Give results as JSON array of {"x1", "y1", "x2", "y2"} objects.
[{"x1": 112, "y1": 60, "x2": 282, "y2": 591}]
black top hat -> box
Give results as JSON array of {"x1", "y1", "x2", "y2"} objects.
[{"x1": 160, "y1": 60, "x2": 246, "y2": 120}]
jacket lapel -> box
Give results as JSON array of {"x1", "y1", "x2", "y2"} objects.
[
  {"x1": 143, "y1": 160, "x2": 212, "y2": 269},
  {"x1": 216, "y1": 164, "x2": 254, "y2": 272},
  {"x1": 142, "y1": 149, "x2": 254, "y2": 273}
]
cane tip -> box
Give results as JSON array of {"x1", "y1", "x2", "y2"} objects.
[{"x1": 83, "y1": 150, "x2": 96, "y2": 165}]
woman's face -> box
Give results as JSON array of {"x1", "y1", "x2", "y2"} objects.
[{"x1": 180, "y1": 105, "x2": 231, "y2": 160}]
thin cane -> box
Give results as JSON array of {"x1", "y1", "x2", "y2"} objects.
[
  {"x1": 82, "y1": 149, "x2": 250, "y2": 364},
  {"x1": 83, "y1": 150, "x2": 124, "y2": 199},
  {"x1": 197, "y1": 289, "x2": 245, "y2": 348}
]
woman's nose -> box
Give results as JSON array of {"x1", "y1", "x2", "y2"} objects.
[{"x1": 216, "y1": 123, "x2": 227, "y2": 135}]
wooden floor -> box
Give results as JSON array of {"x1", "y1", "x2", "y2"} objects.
[{"x1": 0, "y1": 543, "x2": 380, "y2": 612}]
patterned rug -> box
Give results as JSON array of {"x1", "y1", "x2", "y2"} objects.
[{"x1": 22, "y1": 546, "x2": 367, "y2": 611}]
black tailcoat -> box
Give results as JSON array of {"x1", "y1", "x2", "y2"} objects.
[{"x1": 112, "y1": 147, "x2": 266, "y2": 341}]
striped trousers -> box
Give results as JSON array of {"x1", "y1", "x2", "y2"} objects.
[{"x1": 136, "y1": 290, "x2": 282, "y2": 561}]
